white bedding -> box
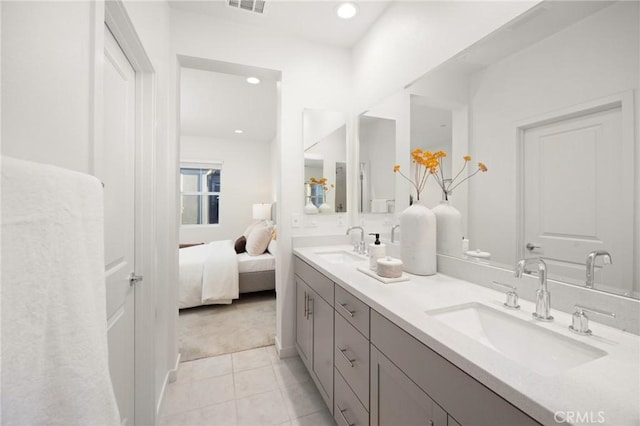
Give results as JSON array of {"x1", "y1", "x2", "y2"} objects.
[
  {"x1": 179, "y1": 240, "x2": 239, "y2": 309},
  {"x1": 237, "y1": 252, "x2": 276, "y2": 273}
]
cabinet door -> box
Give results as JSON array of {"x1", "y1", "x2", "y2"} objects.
[
  {"x1": 310, "y1": 290, "x2": 334, "y2": 409},
  {"x1": 371, "y1": 346, "x2": 445, "y2": 426},
  {"x1": 295, "y1": 278, "x2": 312, "y2": 365}
]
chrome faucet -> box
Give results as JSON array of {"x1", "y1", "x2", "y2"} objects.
[
  {"x1": 346, "y1": 226, "x2": 366, "y2": 254},
  {"x1": 515, "y1": 258, "x2": 553, "y2": 322},
  {"x1": 391, "y1": 224, "x2": 400, "y2": 243},
  {"x1": 585, "y1": 250, "x2": 613, "y2": 288}
]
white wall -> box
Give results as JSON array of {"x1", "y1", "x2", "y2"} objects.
[
  {"x1": 2, "y1": 0, "x2": 176, "y2": 422},
  {"x1": 352, "y1": 1, "x2": 539, "y2": 114},
  {"x1": 171, "y1": 8, "x2": 352, "y2": 355},
  {"x1": 468, "y1": 2, "x2": 639, "y2": 268},
  {"x1": 180, "y1": 135, "x2": 273, "y2": 243},
  {"x1": 1, "y1": 1, "x2": 94, "y2": 172}
]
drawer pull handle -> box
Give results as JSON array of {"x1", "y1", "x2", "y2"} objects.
[
  {"x1": 304, "y1": 292, "x2": 309, "y2": 319},
  {"x1": 337, "y1": 346, "x2": 355, "y2": 367},
  {"x1": 338, "y1": 302, "x2": 355, "y2": 317},
  {"x1": 337, "y1": 405, "x2": 355, "y2": 426}
]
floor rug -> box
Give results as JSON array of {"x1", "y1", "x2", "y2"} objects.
[{"x1": 178, "y1": 290, "x2": 276, "y2": 362}]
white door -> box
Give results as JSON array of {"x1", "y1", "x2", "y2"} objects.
[
  {"x1": 99, "y1": 25, "x2": 137, "y2": 425},
  {"x1": 523, "y1": 105, "x2": 632, "y2": 290}
]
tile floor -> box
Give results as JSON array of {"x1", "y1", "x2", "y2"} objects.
[{"x1": 160, "y1": 346, "x2": 336, "y2": 426}]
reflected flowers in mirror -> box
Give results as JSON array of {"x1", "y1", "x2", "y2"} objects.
[{"x1": 431, "y1": 153, "x2": 488, "y2": 201}]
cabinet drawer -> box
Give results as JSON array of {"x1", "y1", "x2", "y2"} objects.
[
  {"x1": 335, "y1": 312, "x2": 369, "y2": 410},
  {"x1": 371, "y1": 310, "x2": 540, "y2": 426},
  {"x1": 334, "y1": 369, "x2": 369, "y2": 426},
  {"x1": 335, "y1": 285, "x2": 369, "y2": 337},
  {"x1": 294, "y1": 257, "x2": 334, "y2": 306}
]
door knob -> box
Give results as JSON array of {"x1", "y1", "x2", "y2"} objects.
[
  {"x1": 129, "y1": 272, "x2": 143, "y2": 286},
  {"x1": 526, "y1": 243, "x2": 541, "y2": 251}
]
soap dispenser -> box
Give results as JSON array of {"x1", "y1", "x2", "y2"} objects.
[{"x1": 368, "y1": 233, "x2": 386, "y2": 270}]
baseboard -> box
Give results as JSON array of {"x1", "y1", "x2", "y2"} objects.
[
  {"x1": 275, "y1": 336, "x2": 297, "y2": 359},
  {"x1": 156, "y1": 352, "x2": 181, "y2": 418}
]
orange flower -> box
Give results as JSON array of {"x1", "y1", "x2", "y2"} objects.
[
  {"x1": 478, "y1": 162, "x2": 488, "y2": 172},
  {"x1": 463, "y1": 155, "x2": 472, "y2": 162},
  {"x1": 393, "y1": 165, "x2": 400, "y2": 173}
]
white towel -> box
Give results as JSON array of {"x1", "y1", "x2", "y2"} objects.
[{"x1": 1, "y1": 157, "x2": 120, "y2": 425}]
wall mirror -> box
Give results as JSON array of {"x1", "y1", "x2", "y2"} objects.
[
  {"x1": 402, "y1": 1, "x2": 639, "y2": 299},
  {"x1": 358, "y1": 114, "x2": 396, "y2": 214},
  {"x1": 303, "y1": 109, "x2": 347, "y2": 214}
]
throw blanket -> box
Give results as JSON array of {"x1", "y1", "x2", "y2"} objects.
[{"x1": 179, "y1": 240, "x2": 239, "y2": 308}]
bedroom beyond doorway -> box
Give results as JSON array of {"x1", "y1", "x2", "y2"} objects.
[{"x1": 178, "y1": 290, "x2": 276, "y2": 362}]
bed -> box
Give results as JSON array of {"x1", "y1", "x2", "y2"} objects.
[{"x1": 178, "y1": 221, "x2": 277, "y2": 309}]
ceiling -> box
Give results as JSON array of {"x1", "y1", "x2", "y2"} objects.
[
  {"x1": 180, "y1": 67, "x2": 278, "y2": 142},
  {"x1": 169, "y1": 0, "x2": 392, "y2": 48},
  {"x1": 175, "y1": 1, "x2": 391, "y2": 142}
]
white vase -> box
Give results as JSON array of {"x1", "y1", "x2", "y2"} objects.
[
  {"x1": 432, "y1": 200, "x2": 463, "y2": 257},
  {"x1": 318, "y1": 202, "x2": 333, "y2": 214},
  {"x1": 399, "y1": 200, "x2": 437, "y2": 275}
]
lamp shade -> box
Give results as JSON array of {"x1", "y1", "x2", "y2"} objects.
[{"x1": 252, "y1": 203, "x2": 272, "y2": 220}]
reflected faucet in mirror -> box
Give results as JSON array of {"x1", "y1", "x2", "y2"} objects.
[
  {"x1": 515, "y1": 258, "x2": 553, "y2": 322},
  {"x1": 585, "y1": 251, "x2": 613, "y2": 289},
  {"x1": 391, "y1": 224, "x2": 400, "y2": 243}
]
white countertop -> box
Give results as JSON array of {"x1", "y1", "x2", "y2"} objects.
[{"x1": 294, "y1": 245, "x2": 640, "y2": 426}]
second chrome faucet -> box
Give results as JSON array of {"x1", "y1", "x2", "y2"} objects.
[{"x1": 515, "y1": 258, "x2": 554, "y2": 322}]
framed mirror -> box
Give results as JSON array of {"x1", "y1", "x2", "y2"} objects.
[
  {"x1": 303, "y1": 109, "x2": 347, "y2": 214},
  {"x1": 403, "y1": 1, "x2": 639, "y2": 299}
]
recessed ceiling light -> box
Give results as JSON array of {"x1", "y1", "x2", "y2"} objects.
[
  {"x1": 337, "y1": 2, "x2": 358, "y2": 19},
  {"x1": 234, "y1": 129, "x2": 243, "y2": 134},
  {"x1": 246, "y1": 76, "x2": 260, "y2": 85}
]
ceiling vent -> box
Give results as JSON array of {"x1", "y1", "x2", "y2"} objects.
[{"x1": 228, "y1": 0, "x2": 265, "y2": 14}]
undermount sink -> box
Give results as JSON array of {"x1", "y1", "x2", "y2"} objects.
[
  {"x1": 316, "y1": 250, "x2": 366, "y2": 264},
  {"x1": 425, "y1": 303, "x2": 607, "y2": 376}
]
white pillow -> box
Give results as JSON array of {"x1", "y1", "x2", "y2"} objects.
[
  {"x1": 243, "y1": 220, "x2": 263, "y2": 238},
  {"x1": 246, "y1": 223, "x2": 273, "y2": 256}
]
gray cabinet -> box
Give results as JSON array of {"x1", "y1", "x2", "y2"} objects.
[
  {"x1": 294, "y1": 255, "x2": 540, "y2": 426},
  {"x1": 311, "y1": 289, "x2": 334, "y2": 406},
  {"x1": 295, "y1": 278, "x2": 312, "y2": 364},
  {"x1": 371, "y1": 310, "x2": 540, "y2": 426},
  {"x1": 334, "y1": 312, "x2": 369, "y2": 410},
  {"x1": 371, "y1": 346, "x2": 447, "y2": 426},
  {"x1": 335, "y1": 369, "x2": 369, "y2": 426},
  {"x1": 295, "y1": 258, "x2": 334, "y2": 412}
]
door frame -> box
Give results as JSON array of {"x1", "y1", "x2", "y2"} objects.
[
  {"x1": 91, "y1": 1, "x2": 157, "y2": 424},
  {"x1": 515, "y1": 91, "x2": 636, "y2": 284}
]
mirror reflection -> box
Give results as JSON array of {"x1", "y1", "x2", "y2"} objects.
[
  {"x1": 402, "y1": 1, "x2": 638, "y2": 299},
  {"x1": 358, "y1": 115, "x2": 396, "y2": 214},
  {"x1": 303, "y1": 109, "x2": 347, "y2": 213}
]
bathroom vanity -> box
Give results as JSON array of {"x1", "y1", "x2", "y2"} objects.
[{"x1": 293, "y1": 245, "x2": 639, "y2": 426}]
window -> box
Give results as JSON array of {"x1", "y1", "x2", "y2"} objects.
[{"x1": 180, "y1": 164, "x2": 221, "y2": 225}]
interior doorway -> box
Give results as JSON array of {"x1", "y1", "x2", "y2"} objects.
[{"x1": 175, "y1": 57, "x2": 281, "y2": 361}]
